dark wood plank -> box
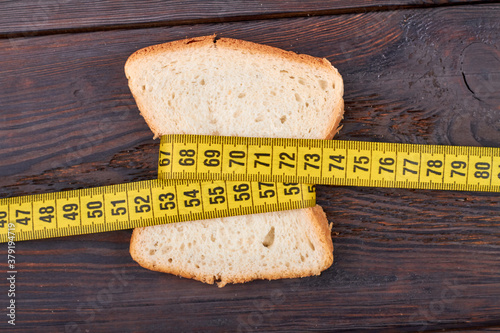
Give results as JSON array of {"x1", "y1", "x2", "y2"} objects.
[
  {"x1": 1, "y1": 4, "x2": 500, "y2": 332},
  {"x1": 0, "y1": 0, "x2": 491, "y2": 36}
]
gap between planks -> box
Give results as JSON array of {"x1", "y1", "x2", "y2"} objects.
[{"x1": 1, "y1": 1, "x2": 498, "y2": 39}]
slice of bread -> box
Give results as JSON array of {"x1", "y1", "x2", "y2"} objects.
[
  {"x1": 125, "y1": 35, "x2": 344, "y2": 140},
  {"x1": 126, "y1": 35, "x2": 344, "y2": 287},
  {"x1": 130, "y1": 206, "x2": 333, "y2": 287}
]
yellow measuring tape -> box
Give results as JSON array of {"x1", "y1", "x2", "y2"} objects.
[
  {"x1": 0, "y1": 179, "x2": 315, "y2": 243},
  {"x1": 2, "y1": 134, "x2": 499, "y2": 243},
  {"x1": 159, "y1": 135, "x2": 500, "y2": 192}
]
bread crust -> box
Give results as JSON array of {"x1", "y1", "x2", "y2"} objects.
[
  {"x1": 125, "y1": 34, "x2": 337, "y2": 78},
  {"x1": 130, "y1": 205, "x2": 333, "y2": 287},
  {"x1": 326, "y1": 98, "x2": 345, "y2": 140}
]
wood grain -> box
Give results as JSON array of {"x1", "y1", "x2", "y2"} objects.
[
  {"x1": 1, "y1": 4, "x2": 500, "y2": 332},
  {"x1": 0, "y1": 0, "x2": 491, "y2": 36}
]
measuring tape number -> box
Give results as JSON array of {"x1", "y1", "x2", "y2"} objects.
[{"x1": 159, "y1": 135, "x2": 500, "y2": 192}]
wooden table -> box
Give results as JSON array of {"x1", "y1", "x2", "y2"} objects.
[{"x1": 1, "y1": 1, "x2": 499, "y2": 332}]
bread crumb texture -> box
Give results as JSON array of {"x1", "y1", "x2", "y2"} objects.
[
  {"x1": 130, "y1": 206, "x2": 333, "y2": 287},
  {"x1": 125, "y1": 35, "x2": 344, "y2": 139}
]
